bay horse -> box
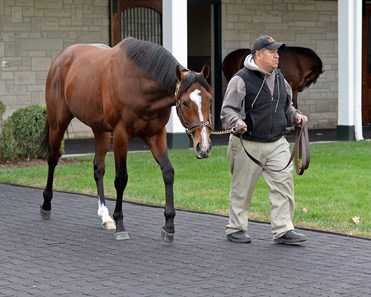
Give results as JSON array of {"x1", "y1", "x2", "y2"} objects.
[
  {"x1": 222, "y1": 47, "x2": 323, "y2": 108},
  {"x1": 39, "y1": 37, "x2": 213, "y2": 242}
]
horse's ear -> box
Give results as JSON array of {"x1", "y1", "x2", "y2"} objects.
[
  {"x1": 176, "y1": 65, "x2": 182, "y2": 82},
  {"x1": 201, "y1": 64, "x2": 210, "y2": 80}
]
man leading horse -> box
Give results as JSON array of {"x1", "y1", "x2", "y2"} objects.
[{"x1": 221, "y1": 36, "x2": 308, "y2": 245}]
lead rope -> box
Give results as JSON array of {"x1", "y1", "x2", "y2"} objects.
[
  {"x1": 210, "y1": 119, "x2": 310, "y2": 175},
  {"x1": 238, "y1": 119, "x2": 310, "y2": 175}
]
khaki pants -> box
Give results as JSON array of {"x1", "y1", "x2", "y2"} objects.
[{"x1": 226, "y1": 134, "x2": 295, "y2": 240}]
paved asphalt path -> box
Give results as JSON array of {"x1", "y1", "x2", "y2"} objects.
[{"x1": 1, "y1": 183, "x2": 370, "y2": 297}]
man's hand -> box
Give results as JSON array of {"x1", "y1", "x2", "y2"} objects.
[
  {"x1": 233, "y1": 119, "x2": 247, "y2": 134},
  {"x1": 295, "y1": 114, "x2": 308, "y2": 127}
]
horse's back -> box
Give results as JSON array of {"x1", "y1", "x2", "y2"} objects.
[
  {"x1": 47, "y1": 43, "x2": 111, "y2": 97},
  {"x1": 280, "y1": 47, "x2": 323, "y2": 73},
  {"x1": 279, "y1": 46, "x2": 323, "y2": 87},
  {"x1": 222, "y1": 46, "x2": 323, "y2": 82},
  {"x1": 47, "y1": 43, "x2": 111, "y2": 90},
  {"x1": 222, "y1": 48, "x2": 250, "y2": 81}
]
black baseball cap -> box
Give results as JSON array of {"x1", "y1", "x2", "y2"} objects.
[{"x1": 251, "y1": 36, "x2": 285, "y2": 54}]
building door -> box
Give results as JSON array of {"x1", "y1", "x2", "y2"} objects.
[
  {"x1": 188, "y1": 0, "x2": 222, "y2": 129},
  {"x1": 110, "y1": 0, "x2": 162, "y2": 46},
  {"x1": 362, "y1": 3, "x2": 371, "y2": 124}
]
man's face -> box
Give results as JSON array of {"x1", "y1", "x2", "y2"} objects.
[{"x1": 256, "y1": 48, "x2": 279, "y2": 73}]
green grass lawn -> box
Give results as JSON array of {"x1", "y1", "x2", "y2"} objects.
[{"x1": 0, "y1": 141, "x2": 370, "y2": 238}]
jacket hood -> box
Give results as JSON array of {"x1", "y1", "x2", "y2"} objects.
[{"x1": 243, "y1": 54, "x2": 278, "y2": 76}]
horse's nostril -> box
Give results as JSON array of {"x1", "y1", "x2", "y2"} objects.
[
  {"x1": 196, "y1": 143, "x2": 202, "y2": 152},
  {"x1": 196, "y1": 141, "x2": 212, "y2": 158},
  {"x1": 207, "y1": 143, "x2": 212, "y2": 154}
]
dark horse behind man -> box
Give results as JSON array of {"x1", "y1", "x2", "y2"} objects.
[
  {"x1": 222, "y1": 47, "x2": 324, "y2": 108},
  {"x1": 39, "y1": 37, "x2": 213, "y2": 242}
]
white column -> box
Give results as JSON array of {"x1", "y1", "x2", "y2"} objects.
[
  {"x1": 337, "y1": 0, "x2": 363, "y2": 140},
  {"x1": 354, "y1": 0, "x2": 364, "y2": 141},
  {"x1": 163, "y1": 0, "x2": 188, "y2": 147}
]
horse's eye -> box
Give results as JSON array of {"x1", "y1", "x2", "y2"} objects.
[{"x1": 182, "y1": 100, "x2": 189, "y2": 109}]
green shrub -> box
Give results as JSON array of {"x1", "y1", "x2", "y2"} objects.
[
  {"x1": 0, "y1": 120, "x2": 18, "y2": 160},
  {"x1": 0, "y1": 102, "x2": 13, "y2": 160},
  {"x1": 0, "y1": 105, "x2": 47, "y2": 161},
  {"x1": 0, "y1": 101, "x2": 5, "y2": 120}
]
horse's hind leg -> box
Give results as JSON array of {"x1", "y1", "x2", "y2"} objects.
[
  {"x1": 40, "y1": 115, "x2": 72, "y2": 219},
  {"x1": 93, "y1": 131, "x2": 115, "y2": 230}
]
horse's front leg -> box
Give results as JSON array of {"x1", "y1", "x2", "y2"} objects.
[
  {"x1": 145, "y1": 131, "x2": 176, "y2": 243},
  {"x1": 93, "y1": 131, "x2": 115, "y2": 230},
  {"x1": 112, "y1": 163, "x2": 129, "y2": 240},
  {"x1": 160, "y1": 154, "x2": 176, "y2": 243},
  {"x1": 112, "y1": 128, "x2": 130, "y2": 240},
  {"x1": 292, "y1": 90, "x2": 299, "y2": 109}
]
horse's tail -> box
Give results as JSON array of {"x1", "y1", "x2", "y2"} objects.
[{"x1": 38, "y1": 119, "x2": 50, "y2": 159}]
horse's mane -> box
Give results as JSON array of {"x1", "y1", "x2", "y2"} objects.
[{"x1": 121, "y1": 37, "x2": 184, "y2": 94}]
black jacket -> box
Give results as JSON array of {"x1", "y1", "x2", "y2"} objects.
[{"x1": 236, "y1": 67, "x2": 291, "y2": 142}]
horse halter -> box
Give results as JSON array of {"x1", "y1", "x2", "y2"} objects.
[
  {"x1": 174, "y1": 73, "x2": 213, "y2": 135},
  {"x1": 175, "y1": 98, "x2": 212, "y2": 135}
]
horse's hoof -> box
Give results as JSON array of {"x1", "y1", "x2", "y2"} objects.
[
  {"x1": 114, "y1": 231, "x2": 130, "y2": 240},
  {"x1": 102, "y1": 220, "x2": 116, "y2": 230},
  {"x1": 40, "y1": 207, "x2": 51, "y2": 220},
  {"x1": 161, "y1": 229, "x2": 174, "y2": 243}
]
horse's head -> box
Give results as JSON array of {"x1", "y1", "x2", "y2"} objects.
[{"x1": 175, "y1": 65, "x2": 213, "y2": 159}]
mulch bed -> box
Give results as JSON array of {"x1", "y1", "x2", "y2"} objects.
[{"x1": 0, "y1": 158, "x2": 81, "y2": 169}]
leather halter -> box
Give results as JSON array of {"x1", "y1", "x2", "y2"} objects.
[
  {"x1": 238, "y1": 119, "x2": 310, "y2": 175},
  {"x1": 175, "y1": 85, "x2": 213, "y2": 136}
]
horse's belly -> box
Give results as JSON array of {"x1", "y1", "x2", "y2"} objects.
[
  {"x1": 65, "y1": 91, "x2": 113, "y2": 132},
  {"x1": 82, "y1": 116, "x2": 113, "y2": 132}
]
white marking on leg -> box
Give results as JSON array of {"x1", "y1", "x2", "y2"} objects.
[
  {"x1": 190, "y1": 89, "x2": 209, "y2": 151},
  {"x1": 97, "y1": 199, "x2": 115, "y2": 230}
]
